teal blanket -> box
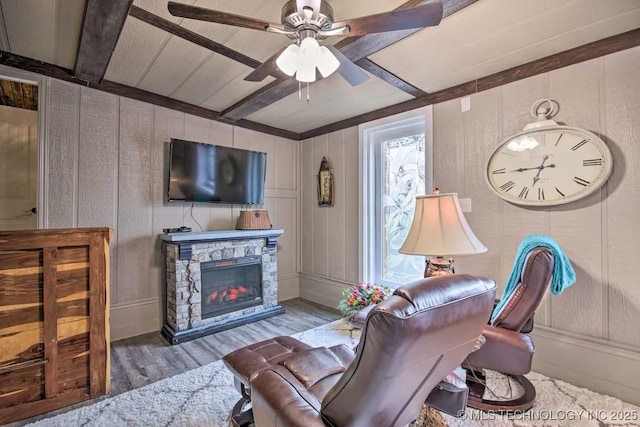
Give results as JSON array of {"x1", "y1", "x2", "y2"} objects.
[{"x1": 491, "y1": 234, "x2": 576, "y2": 323}]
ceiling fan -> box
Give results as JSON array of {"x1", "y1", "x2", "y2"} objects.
[{"x1": 168, "y1": 0, "x2": 443, "y2": 86}]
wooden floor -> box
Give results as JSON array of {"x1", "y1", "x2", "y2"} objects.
[
  {"x1": 9, "y1": 298, "x2": 340, "y2": 426},
  {"x1": 110, "y1": 298, "x2": 341, "y2": 395}
]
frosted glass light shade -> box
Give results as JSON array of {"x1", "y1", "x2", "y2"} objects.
[
  {"x1": 399, "y1": 193, "x2": 487, "y2": 256},
  {"x1": 317, "y1": 46, "x2": 340, "y2": 77},
  {"x1": 276, "y1": 44, "x2": 300, "y2": 76},
  {"x1": 296, "y1": 58, "x2": 316, "y2": 82},
  {"x1": 300, "y1": 37, "x2": 321, "y2": 58}
]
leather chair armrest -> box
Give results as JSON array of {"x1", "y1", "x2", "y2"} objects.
[
  {"x1": 251, "y1": 368, "x2": 327, "y2": 427},
  {"x1": 463, "y1": 325, "x2": 535, "y2": 375}
]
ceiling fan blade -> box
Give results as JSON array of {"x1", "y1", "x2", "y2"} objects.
[
  {"x1": 167, "y1": 1, "x2": 278, "y2": 32},
  {"x1": 325, "y1": 45, "x2": 369, "y2": 87},
  {"x1": 244, "y1": 47, "x2": 289, "y2": 82},
  {"x1": 297, "y1": 0, "x2": 321, "y2": 19},
  {"x1": 332, "y1": 1, "x2": 443, "y2": 36}
]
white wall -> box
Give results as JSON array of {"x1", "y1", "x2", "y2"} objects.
[
  {"x1": 300, "y1": 46, "x2": 640, "y2": 405},
  {"x1": 45, "y1": 79, "x2": 300, "y2": 341}
]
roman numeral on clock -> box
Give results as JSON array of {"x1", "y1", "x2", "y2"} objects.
[
  {"x1": 555, "y1": 133, "x2": 564, "y2": 147},
  {"x1": 518, "y1": 187, "x2": 529, "y2": 199},
  {"x1": 573, "y1": 176, "x2": 590, "y2": 186},
  {"x1": 583, "y1": 158, "x2": 603, "y2": 166},
  {"x1": 571, "y1": 139, "x2": 588, "y2": 151},
  {"x1": 538, "y1": 188, "x2": 545, "y2": 200},
  {"x1": 492, "y1": 168, "x2": 506, "y2": 174},
  {"x1": 500, "y1": 181, "x2": 515, "y2": 192}
]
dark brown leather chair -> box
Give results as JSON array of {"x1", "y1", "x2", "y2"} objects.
[
  {"x1": 225, "y1": 274, "x2": 496, "y2": 427},
  {"x1": 463, "y1": 247, "x2": 554, "y2": 412}
]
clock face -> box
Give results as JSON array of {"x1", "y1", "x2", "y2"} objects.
[{"x1": 486, "y1": 126, "x2": 613, "y2": 206}]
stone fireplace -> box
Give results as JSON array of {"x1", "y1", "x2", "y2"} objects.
[{"x1": 160, "y1": 229, "x2": 284, "y2": 344}]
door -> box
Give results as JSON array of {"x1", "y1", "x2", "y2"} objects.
[{"x1": 0, "y1": 79, "x2": 38, "y2": 230}]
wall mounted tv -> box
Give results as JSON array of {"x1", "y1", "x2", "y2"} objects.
[{"x1": 167, "y1": 138, "x2": 266, "y2": 204}]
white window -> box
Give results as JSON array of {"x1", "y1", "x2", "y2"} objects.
[{"x1": 359, "y1": 107, "x2": 433, "y2": 288}]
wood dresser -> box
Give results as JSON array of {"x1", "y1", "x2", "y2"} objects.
[{"x1": 0, "y1": 227, "x2": 112, "y2": 424}]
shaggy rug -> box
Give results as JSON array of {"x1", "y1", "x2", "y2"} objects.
[{"x1": 25, "y1": 319, "x2": 639, "y2": 427}]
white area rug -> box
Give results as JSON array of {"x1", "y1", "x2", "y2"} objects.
[{"x1": 26, "y1": 319, "x2": 640, "y2": 427}]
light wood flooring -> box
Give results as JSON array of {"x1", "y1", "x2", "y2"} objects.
[
  {"x1": 11, "y1": 298, "x2": 340, "y2": 426},
  {"x1": 110, "y1": 298, "x2": 341, "y2": 395}
]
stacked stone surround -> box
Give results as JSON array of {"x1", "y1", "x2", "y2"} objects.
[{"x1": 163, "y1": 231, "x2": 281, "y2": 333}]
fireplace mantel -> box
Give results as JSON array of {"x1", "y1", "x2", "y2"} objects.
[
  {"x1": 160, "y1": 229, "x2": 285, "y2": 344},
  {"x1": 159, "y1": 229, "x2": 284, "y2": 242}
]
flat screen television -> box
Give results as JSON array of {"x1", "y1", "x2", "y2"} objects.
[{"x1": 167, "y1": 138, "x2": 266, "y2": 204}]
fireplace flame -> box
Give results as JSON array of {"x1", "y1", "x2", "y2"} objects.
[{"x1": 208, "y1": 285, "x2": 252, "y2": 305}]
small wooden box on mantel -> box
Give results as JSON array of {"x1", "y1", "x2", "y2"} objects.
[{"x1": 0, "y1": 227, "x2": 112, "y2": 424}]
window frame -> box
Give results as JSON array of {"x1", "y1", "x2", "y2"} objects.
[{"x1": 358, "y1": 107, "x2": 433, "y2": 287}]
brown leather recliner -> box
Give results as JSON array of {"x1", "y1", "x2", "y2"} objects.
[
  {"x1": 226, "y1": 274, "x2": 496, "y2": 427},
  {"x1": 463, "y1": 247, "x2": 555, "y2": 412}
]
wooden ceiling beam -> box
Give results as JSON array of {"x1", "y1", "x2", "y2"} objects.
[
  {"x1": 74, "y1": 0, "x2": 134, "y2": 83},
  {"x1": 299, "y1": 27, "x2": 640, "y2": 140},
  {"x1": 0, "y1": 50, "x2": 299, "y2": 139},
  {"x1": 0, "y1": 80, "x2": 14, "y2": 107},
  {"x1": 220, "y1": 0, "x2": 479, "y2": 121},
  {"x1": 354, "y1": 58, "x2": 427, "y2": 98},
  {"x1": 22, "y1": 82, "x2": 37, "y2": 110},
  {"x1": 129, "y1": 5, "x2": 286, "y2": 80},
  {"x1": 10, "y1": 81, "x2": 24, "y2": 108}
]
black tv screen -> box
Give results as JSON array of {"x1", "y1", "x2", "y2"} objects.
[{"x1": 167, "y1": 139, "x2": 266, "y2": 204}]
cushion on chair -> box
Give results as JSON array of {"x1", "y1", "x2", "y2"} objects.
[
  {"x1": 223, "y1": 336, "x2": 314, "y2": 390},
  {"x1": 281, "y1": 347, "x2": 348, "y2": 388},
  {"x1": 492, "y1": 248, "x2": 554, "y2": 331}
]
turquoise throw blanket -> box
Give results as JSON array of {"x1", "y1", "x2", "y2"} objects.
[{"x1": 491, "y1": 234, "x2": 576, "y2": 323}]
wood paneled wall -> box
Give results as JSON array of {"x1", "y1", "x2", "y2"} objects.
[
  {"x1": 434, "y1": 47, "x2": 640, "y2": 348},
  {"x1": 299, "y1": 129, "x2": 360, "y2": 307},
  {"x1": 45, "y1": 79, "x2": 300, "y2": 341},
  {"x1": 300, "y1": 47, "x2": 640, "y2": 404}
]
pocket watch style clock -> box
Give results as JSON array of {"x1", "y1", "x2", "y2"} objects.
[{"x1": 486, "y1": 99, "x2": 613, "y2": 206}]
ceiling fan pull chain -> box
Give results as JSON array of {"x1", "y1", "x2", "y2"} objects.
[
  {"x1": 298, "y1": 81, "x2": 302, "y2": 100},
  {"x1": 307, "y1": 82, "x2": 310, "y2": 103}
]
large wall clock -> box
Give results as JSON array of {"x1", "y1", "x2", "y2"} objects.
[{"x1": 486, "y1": 99, "x2": 613, "y2": 206}]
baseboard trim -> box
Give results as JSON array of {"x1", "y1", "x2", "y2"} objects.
[
  {"x1": 531, "y1": 326, "x2": 640, "y2": 406},
  {"x1": 110, "y1": 298, "x2": 163, "y2": 341}
]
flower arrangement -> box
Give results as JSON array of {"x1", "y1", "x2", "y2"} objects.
[{"x1": 337, "y1": 283, "x2": 392, "y2": 317}]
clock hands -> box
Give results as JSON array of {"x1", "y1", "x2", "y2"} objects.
[{"x1": 509, "y1": 155, "x2": 556, "y2": 187}]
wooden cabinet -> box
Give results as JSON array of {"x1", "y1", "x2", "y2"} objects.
[{"x1": 0, "y1": 228, "x2": 112, "y2": 424}]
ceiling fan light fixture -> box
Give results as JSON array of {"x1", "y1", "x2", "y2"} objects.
[
  {"x1": 317, "y1": 46, "x2": 339, "y2": 77},
  {"x1": 276, "y1": 36, "x2": 339, "y2": 83},
  {"x1": 276, "y1": 44, "x2": 300, "y2": 76}
]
